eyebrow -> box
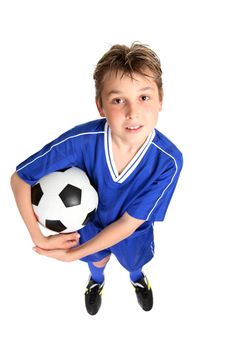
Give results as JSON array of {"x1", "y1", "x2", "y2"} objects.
[{"x1": 107, "y1": 86, "x2": 154, "y2": 97}]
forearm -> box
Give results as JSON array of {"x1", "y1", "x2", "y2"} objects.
[
  {"x1": 71, "y1": 213, "x2": 144, "y2": 260},
  {"x1": 11, "y1": 172, "x2": 45, "y2": 245}
]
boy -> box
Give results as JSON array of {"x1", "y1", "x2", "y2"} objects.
[{"x1": 11, "y1": 43, "x2": 183, "y2": 315}]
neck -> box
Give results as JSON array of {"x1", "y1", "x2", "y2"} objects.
[{"x1": 111, "y1": 134, "x2": 147, "y2": 154}]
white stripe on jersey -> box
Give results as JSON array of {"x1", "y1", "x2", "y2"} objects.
[
  {"x1": 104, "y1": 122, "x2": 156, "y2": 183},
  {"x1": 16, "y1": 131, "x2": 105, "y2": 172},
  {"x1": 146, "y1": 143, "x2": 178, "y2": 221}
]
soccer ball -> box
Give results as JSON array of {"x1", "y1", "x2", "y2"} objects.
[{"x1": 31, "y1": 167, "x2": 98, "y2": 233}]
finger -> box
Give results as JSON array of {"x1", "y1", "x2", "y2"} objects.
[
  {"x1": 64, "y1": 240, "x2": 79, "y2": 249},
  {"x1": 33, "y1": 246, "x2": 46, "y2": 255},
  {"x1": 33, "y1": 246, "x2": 56, "y2": 257},
  {"x1": 75, "y1": 233, "x2": 80, "y2": 243},
  {"x1": 60, "y1": 233, "x2": 79, "y2": 242},
  {"x1": 68, "y1": 233, "x2": 80, "y2": 241},
  {"x1": 65, "y1": 235, "x2": 80, "y2": 247}
]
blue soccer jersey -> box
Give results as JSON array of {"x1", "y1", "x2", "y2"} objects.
[{"x1": 16, "y1": 118, "x2": 183, "y2": 270}]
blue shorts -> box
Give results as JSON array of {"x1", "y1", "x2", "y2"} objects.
[{"x1": 78, "y1": 222, "x2": 155, "y2": 272}]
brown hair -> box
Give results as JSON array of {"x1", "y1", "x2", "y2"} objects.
[{"x1": 93, "y1": 42, "x2": 163, "y2": 106}]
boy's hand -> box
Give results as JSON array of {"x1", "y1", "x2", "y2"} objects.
[
  {"x1": 36, "y1": 232, "x2": 80, "y2": 250},
  {"x1": 32, "y1": 246, "x2": 79, "y2": 262}
]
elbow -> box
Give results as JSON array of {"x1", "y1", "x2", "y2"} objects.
[
  {"x1": 10, "y1": 171, "x2": 20, "y2": 191},
  {"x1": 11, "y1": 171, "x2": 30, "y2": 191},
  {"x1": 10, "y1": 172, "x2": 16, "y2": 188}
]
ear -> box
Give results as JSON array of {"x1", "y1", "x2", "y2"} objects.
[
  {"x1": 158, "y1": 99, "x2": 163, "y2": 112},
  {"x1": 95, "y1": 98, "x2": 105, "y2": 118},
  {"x1": 158, "y1": 89, "x2": 163, "y2": 112}
]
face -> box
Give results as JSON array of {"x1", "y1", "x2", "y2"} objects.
[{"x1": 96, "y1": 70, "x2": 163, "y2": 147}]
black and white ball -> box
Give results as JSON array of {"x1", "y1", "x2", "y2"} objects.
[{"x1": 31, "y1": 167, "x2": 98, "y2": 233}]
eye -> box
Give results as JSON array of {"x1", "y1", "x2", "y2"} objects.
[
  {"x1": 112, "y1": 98, "x2": 124, "y2": 104},
  {"x1": 141, "y1": 95, "x2": 150, "y2": 101}
]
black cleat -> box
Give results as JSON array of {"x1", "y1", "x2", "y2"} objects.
[
  {"x1": 131, "y1": 274, "x2": 153, "y2": 311},
  {"x1": 85, "y1": 277, "x2": 104, "y2": 315}
]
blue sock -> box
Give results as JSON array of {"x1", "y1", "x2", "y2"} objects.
[
  {"x1": 88, "y1": 262, "x2": 105, "y2": 284},
  {"x1": 130, "y1": 268, "x2": 144, "y2": 282}
]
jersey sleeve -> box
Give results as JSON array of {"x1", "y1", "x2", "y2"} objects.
[
  {"x1": 16, "y1": 127, "x2": 85, "y2": 186},
  {"x1": 126, "y1": 152, "x2": 183, "y2": 222}
]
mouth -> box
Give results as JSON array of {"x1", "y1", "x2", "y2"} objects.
[{"x1": 125, "y1": 125, "x2": 143, "y2": 131}]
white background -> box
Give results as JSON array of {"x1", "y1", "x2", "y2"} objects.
[{"x1": 1, "y1": 0, "x2": 233, "y2": 349}]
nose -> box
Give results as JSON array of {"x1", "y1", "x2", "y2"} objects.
[{"x1": 125, "y1": 102, "x2": 138, "y2": 120}]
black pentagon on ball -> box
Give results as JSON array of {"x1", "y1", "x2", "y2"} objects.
[
  {"x1": 59, "y1": 184, "x2": 82, "y2": 207},
  {"x1": 82, "y1": 209, "x2": 96, "y2": 226},
  {"x1": 31, "y1": 183, "x2": 44, "y2": 206},
  {"x1": 45, "y1": 219, "x2": 67, "y2": 232}
]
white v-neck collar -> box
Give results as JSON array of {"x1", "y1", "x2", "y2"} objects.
[{"x1": 104, "y1": 122, "x2": 155, "y2": 183}]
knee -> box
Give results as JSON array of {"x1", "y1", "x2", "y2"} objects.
[{"x1": 93, "y1": 254, "x2": 111, "y2": 268}]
